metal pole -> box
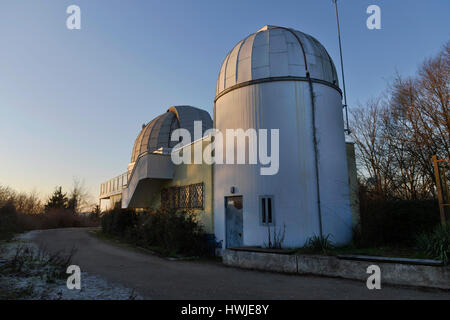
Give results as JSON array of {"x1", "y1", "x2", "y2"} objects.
[{"x1": 333, "y1": 0, "x2": 350, "y2": 134}]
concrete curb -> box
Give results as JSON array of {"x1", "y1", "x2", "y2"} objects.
[
  {"x1": 222, "y1": 249, "x2": 450, "y2": 290},
  {"x1": 223, "y1": 249, "x2": 297, "y2": 273}
]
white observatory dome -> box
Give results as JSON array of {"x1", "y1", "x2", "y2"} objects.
[
  {"x1": 216, "y1": 25, "x2": 339, "y2": 98},
  {"x1": 213, "y1": 25, "x2": 352, "y2": 249}
]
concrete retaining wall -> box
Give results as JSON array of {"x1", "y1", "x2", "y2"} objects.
[
  {"x1": 223, "y1": 249, "x2": 297, "y2": 273},
  {"x1": 223, "y1": 250, "x2": 450, "y2": 290}
]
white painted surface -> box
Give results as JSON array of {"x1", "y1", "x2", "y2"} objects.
[
  {"x1": 122, "y1": 153, "x2": 174, "y2": 208},
  {"x1": 216, "y1": 25, "x2": 339, "y2": 97},
  {"x1": 214, "y1": 26, "x2": 352, "y2": 248}
]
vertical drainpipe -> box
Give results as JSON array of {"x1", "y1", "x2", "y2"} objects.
[
  {"x1": 307, "y1": 72, "x2": 323, "y2": 238},
  {"x1": 281, "y1": 26, "x2": 324, "y2": 238}
]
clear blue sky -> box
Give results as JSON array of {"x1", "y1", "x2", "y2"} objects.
[{"x1": 0, "y1": 0, "x2": 449, "y2": 201}]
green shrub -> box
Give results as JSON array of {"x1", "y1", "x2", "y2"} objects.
[
  {"x1": 101, "y1": 208, "x2": 211, "y2": 257},
  {"x1": 140, "y1": 209, "x2": 209, "y2": 256},
  {"x1": 0, "y1": 202, "x2": 22, "y2": 240},
  {"x1": 303, "y1": 234, "x2": 334, "y2": 254},
  {"x1": 359, "y1": 199, "x2": 441, "y2": 247},
  {"x1": 101, "y1": 208, "x2": 139, "y2": 237},
  {"x1": 417, "y1": 223, "x2": 450, "y2": 265},
  {"x1": 13, "y1": 208, "x2": 98, "y2": 231}
]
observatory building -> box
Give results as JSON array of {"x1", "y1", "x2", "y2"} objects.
[
  {"x1": 99, "y1": 25, "x2": 358, "y2": 250},
  {"x1": 215, "y1": 25, "x2": 352, "y2": 247}
]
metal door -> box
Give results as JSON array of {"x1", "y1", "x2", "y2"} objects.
[{"x1": 225, "y1": 196, "x2": 243, "y2": 248}]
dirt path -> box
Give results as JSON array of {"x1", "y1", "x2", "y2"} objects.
[{"x1": 30, "y1": 228, "x2": 450, "y2": 300}]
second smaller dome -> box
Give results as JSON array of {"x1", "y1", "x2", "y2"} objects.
[{"x1": 130, "y1": 105, "x2": 212, "y2": 164}]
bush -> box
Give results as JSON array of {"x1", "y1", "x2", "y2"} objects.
[
  {"x1": 0, "y1": 202, "x2": 22, "y2": 240},
  {"x1": 16, "y1": 209, "x2": 98, "y2": 231},
  {"x1": 1, "y1": 204, "x2": 98, "y2": 240},
  {"x1": 101, "y1": 208, "x2": 211, "y2": 257},
  {"x1": 417, "y1": 223, "x2": 450, "y2": 265},
  {"x1": 141, "y1": 209, "x2": 209, "y2": 256},
  {"x1": 358, "y1": 198, "x2": 441, "y2": 247},
  {"x1": 0, "y1": 185, "x2": 98, "y2": 240},
  {"x1": 303, "y1": 234, "x2": 335, "y2": 254},
  {"x1": 101, "y1": 208, "x2": 139, "y2": 238}
]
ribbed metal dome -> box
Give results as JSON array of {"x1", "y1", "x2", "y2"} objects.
[
  {"x1": 216, "y1": 25, "x2": 339, "y2": 97},
  {"x1": 131, "y1": 106, "x2": 212, "y2": 163}
]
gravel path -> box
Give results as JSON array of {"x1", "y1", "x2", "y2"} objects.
[
  {"x1": 0, "y1": 231, "x2": 140, "y2": 300},
  {"x1": 23, "y1": 228, "x2": 450, "y2": 300}
]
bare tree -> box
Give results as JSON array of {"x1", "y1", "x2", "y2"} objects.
[
  {"x1": 0, "y1": 185, "x2": 43, "y2": 214},
  {"x1": 352, "y1": 42, "x2": 449, "y2": 200},
  {"x1": 351, "y1": 99, "x2": 395, "y2": 197},
  {"x1": 68, "y1": 178, "x2": 94, "y2": 213}
]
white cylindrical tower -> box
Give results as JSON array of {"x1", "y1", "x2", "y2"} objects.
[{"x1": 214, "y1": 25, "x2": 352, "y2": 249}]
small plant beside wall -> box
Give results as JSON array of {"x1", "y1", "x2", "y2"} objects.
[
  {"x1": 264, "y1": 224, "x2": 286, "y2": 249},
  {"x1": 417, "y1": 223, "x2": 450, "y2": 265},
  {"x1": 303, "y1": 234, "x2": 335, "y2": 255}
]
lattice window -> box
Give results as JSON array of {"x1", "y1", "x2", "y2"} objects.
[
  {"x1": 190, "y1": 183, "x2": 204, "y2": 209},
  {"x1": 161, "y1": 183, "x2": 204, "y2": 210},
  {"x1": 174, "y1": 187, "x2": 180, "y2": 208},
  {"x1": 161, "y1": 188, "x2": 169, "y2": 209},
  {"x1": 179, "y1": 186, "x2": 187, "y2": 208}
]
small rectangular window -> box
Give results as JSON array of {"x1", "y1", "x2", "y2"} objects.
[
  {"x1": 261, "y1": 198, "x2": 266, "y2": 223},
  {"x1": 260, "y1": 196, "x2": 274, "y2": 225},
  {"x1": 267, "y1": 197, "x2": 272, "y2": 224}
]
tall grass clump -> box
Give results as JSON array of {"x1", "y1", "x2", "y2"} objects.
[
  {"x1": 303, "y1": 234, "x2": 335, "y2": 255},
  {"x1": 417, "y1": 223, "x2": 450, "y2": 265},
  {"x1": 1, "y1": 245, "x2": 76, "y2": 282}
]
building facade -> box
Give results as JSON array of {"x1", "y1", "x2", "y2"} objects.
[{"x1": 99, "y1": 25, "x2": 359, "y2": 250}]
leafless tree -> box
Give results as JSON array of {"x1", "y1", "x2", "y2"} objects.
[
  {"x1": 351, "y1": 42, "x2": 449, "y2": 200},
  {"x1": 351, "y1": 99, "x2": 395, "y2": 197},
  {"x1": 68, "y1": 178, "x2": 95, "y2": 213},
  {"x1": 0, "y1": 185, "x2": 43, "y2": 214}
]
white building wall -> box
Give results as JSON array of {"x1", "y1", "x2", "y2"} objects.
[
  {"x1": 214, "y1": 80, "x2": 352, "y2": 249},
  {"x1": 313, "y1": 84, "x2": 353, "y2": 245}
]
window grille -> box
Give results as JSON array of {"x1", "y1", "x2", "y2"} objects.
[{"x1": 161, "y1": 183, "x2": 204, "y2": 210}]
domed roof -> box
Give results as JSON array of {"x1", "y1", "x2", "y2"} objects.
[
  {"x1": 216, "y1": 25, "x2": 339, "y2": 97},
  {"x1": 131, "y1": 106, "x2": 212, "y2": 163}
]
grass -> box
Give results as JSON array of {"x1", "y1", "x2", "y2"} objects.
[
  {"x1": 0, "y1": 242, "x2": 76, "y2": 300},
  {"x1": 329, "y1": 245, "x2": 429, "y2": 259},
  {"x1": 0, "y1": 284, "x2": 36, "y2": 300},
  {"x1": 91, "y1": 229, "x2": 223, "y2": 263},
  {"x1": 296, "y1": 244, "x2": 429, "y2": 260},
  {"x1": 294, "y1": 234, "x2": 434, "y2": 260},
  {"x1": 416, "y1": 223, "x2": 450, "y2": 264},
  {"x1": 89, "y1": 229, "x2": 188, "y2": 259},
  {"x1": 95, "y1": 228, "x2": 431, "y2": 261},
  {"x1": 1, "y1": 244, "x2": 76, "y2": 280}
]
